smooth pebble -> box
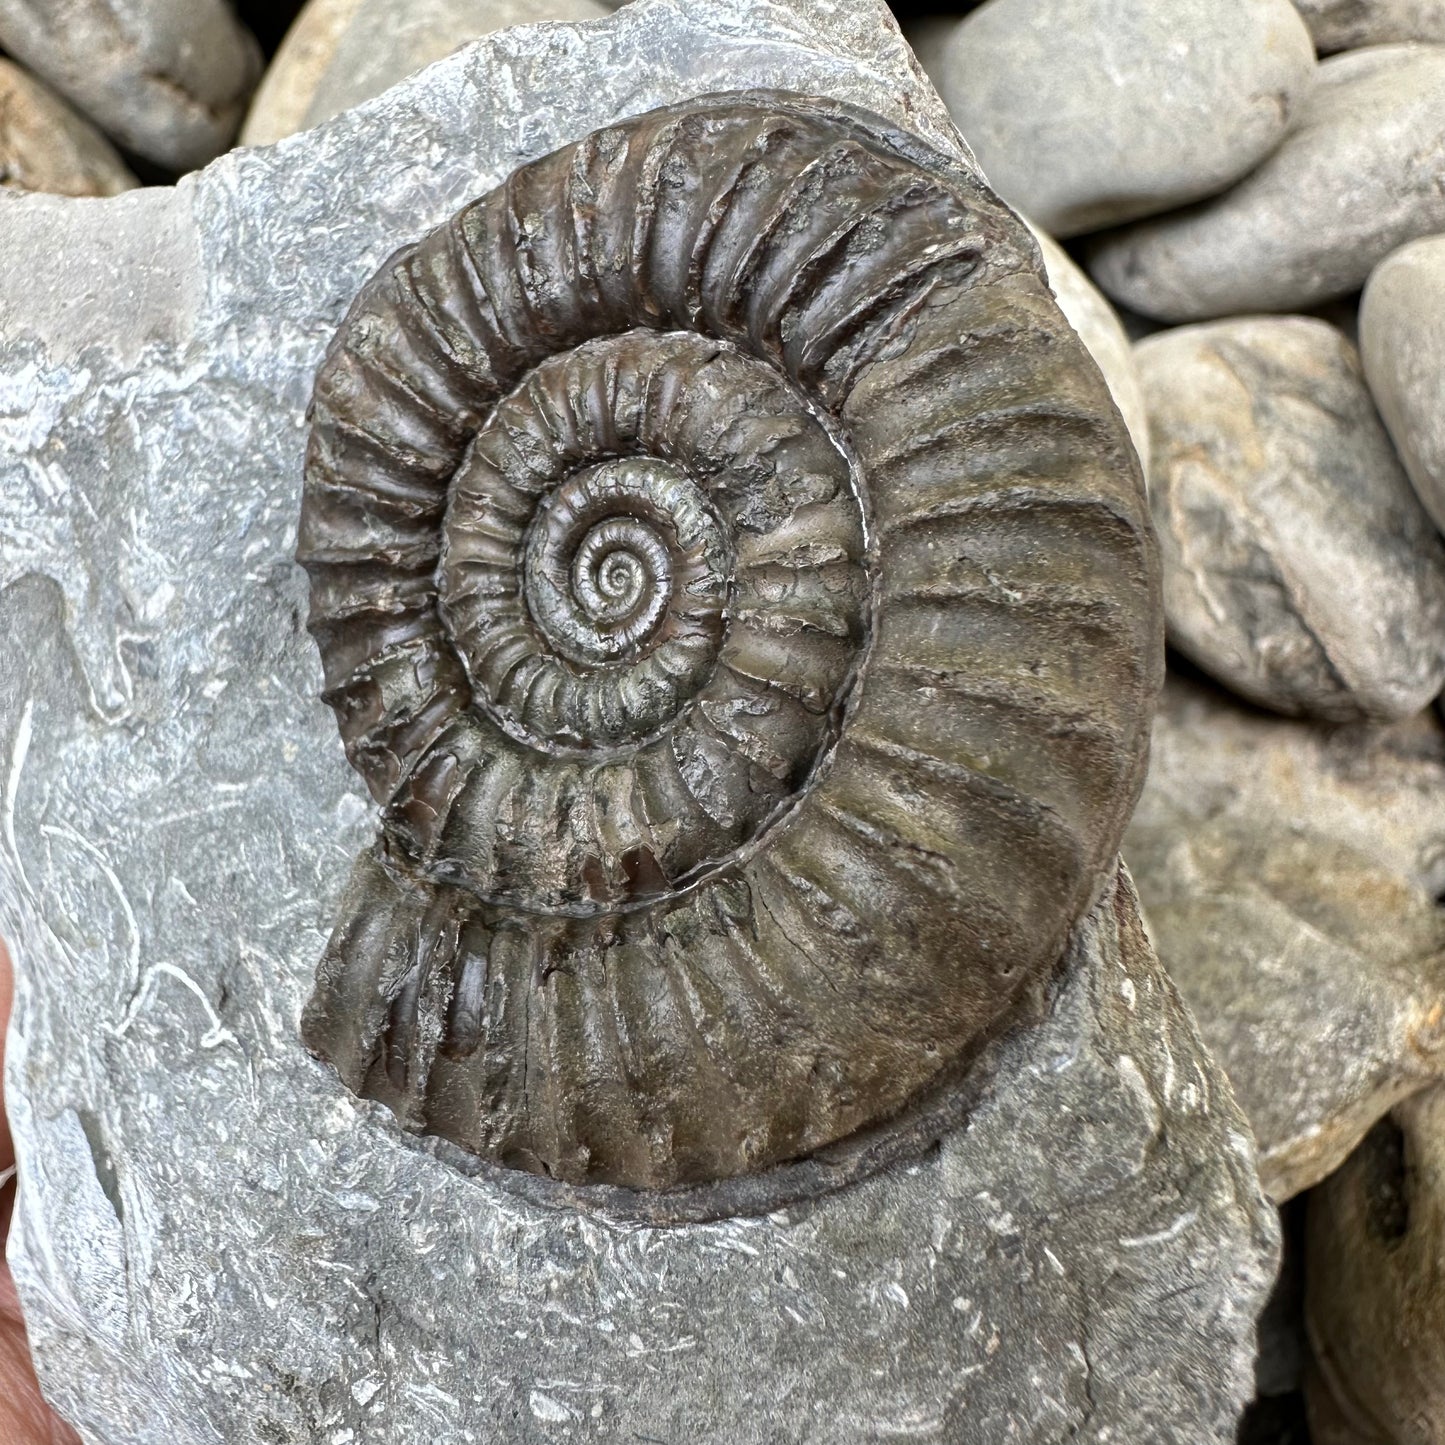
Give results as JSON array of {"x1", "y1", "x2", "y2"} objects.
[
  {"x1": 1138, "y1": 316, "x2": 1445, "y2": 721},
  {"x1": 1089, "y1": 44, "x2": 1445, "y2": 320},
  {"x1": 1292, "y1": 0, "x2": 1445, "y2": 52},
  {"x1": 1361, "y1": 234, "x2": 1445, "y2": 536},
  {"x1": 922, "y1": 0, "x2": 1316, "y2": 237},
  {"x1": 0, "y1": 59, "x2": 136, "y2": 197},
  {"x1": 0, "y1": 0, "x2": 262, "y2": 171}
]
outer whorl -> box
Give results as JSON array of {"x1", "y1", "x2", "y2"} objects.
[{"x1": 297, "y1": 92, "x2": 1162, "y2": 1204}]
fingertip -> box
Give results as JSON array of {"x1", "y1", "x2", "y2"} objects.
[{"x1": 0, "y1": 935, "x2": 13, "y2": 1179}]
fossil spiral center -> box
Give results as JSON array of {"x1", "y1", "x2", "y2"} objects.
[
  {"x1": 420, "y1": 329, "x2": 871, "y2": 914},
  {"x1": 520, "y1": 458, "x2": 728, "y2": 673}
]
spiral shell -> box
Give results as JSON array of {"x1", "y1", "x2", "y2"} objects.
[{"x1": 297, "y1": 92, "x2": 1161, "y2": 1202}]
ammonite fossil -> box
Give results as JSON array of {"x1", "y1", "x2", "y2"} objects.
[{"x1": 297, "y1": 92, "x2": 1162, "y2": 1208}]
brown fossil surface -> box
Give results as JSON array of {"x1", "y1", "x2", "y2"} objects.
[{"x1": 297, "y1": 92, "x2": 1162, "y2": 1199}]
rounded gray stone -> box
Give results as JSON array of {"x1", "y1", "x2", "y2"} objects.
[
  {"x1": 902, "y1": 8, "x2": 992, "y2": 87},
  {"x1": 1292, "y1": 0, "x2": 1445, "y2": 52},
  {"x1": 1029, "y1": 220, "x2": 1151, "y2": 472},
  {"x1": 1361, "y1": 234, "x2": 1445, "y2": 537},
  {"x1": 0, "y1": 58, "x2": 136, "y2": 197},
  {"x1": 1126, "y1": 671, "x2": 1445, "y2": 1203},
  {"x1": 241, "y1": 0, "x2": 612, "y2": 147},
  {"x1": 0, "y1": 0, "x2": 263, "y2": 171},
  {"x1": 1089, "y1": 44, "x2": 1445, "y2": 321},
  {"x1": 1137, "y1": 315, "x2": 1445, "y2": 720},
  {"x1": 924, "y1": 0, "x2": 1316, "y2": 238}
]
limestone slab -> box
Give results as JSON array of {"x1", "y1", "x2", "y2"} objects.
[{"x1": 0, "y1": 2, "x2": 1277, "y2": 1439}]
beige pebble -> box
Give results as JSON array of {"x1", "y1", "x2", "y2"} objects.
[
  {"x1": 1089, "y1": 44, "x2": 1445, "y2": 320},
  {"x1": 1137, "y1": 316, "x2": 1445, "y2": 721},
  {"x1": 243, "y1": 0, "x2": 612, "y2": 146},
  {"x1": 0, "y1": 59, "x2": 136, "y2": 197}
]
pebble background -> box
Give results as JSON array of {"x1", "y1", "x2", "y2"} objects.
[{"x1": 1, "y1": 0, "x2": 1443, "y2": 1441}]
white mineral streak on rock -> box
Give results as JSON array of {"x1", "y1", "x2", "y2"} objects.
[
  {"x1": 920, "y1": 0, "x2": 1316, "y2": 237},
  {"x1": 0, "y1": 2, "x2": 1277, "y2": 1438}
]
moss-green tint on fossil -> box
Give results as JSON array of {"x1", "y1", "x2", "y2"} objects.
[{"x1": 296, "y1": 92, "x2": 1162, "y2": 1198}]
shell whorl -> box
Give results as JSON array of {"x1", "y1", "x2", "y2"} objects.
[{"x1": 298, "y1": 93, "x2": 1161, "y2": 1201}]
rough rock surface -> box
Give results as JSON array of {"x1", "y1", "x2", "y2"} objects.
[
  {"x1": 923, "y1": 0, "x2": 1316, "y2": 237},
  {"x1": 0, "y1": 1, "x2": 1279, "y2": 1440},
  {"x1": 0, "y1": 58, "x2": 137, "y2": 197},
  {"x1": 0, "y1": 0, "x2": 262, "y2": 171},
  {"x1": 1029, "y1": 221, "x2": 1151, "y2": 471},
  {"x1": 1293, "y1": 0, "x2": 1445, "y2": 51},
  {"x1": 1305, "y1": 1088, "x2": 1445, "y2": 1442},
  {"x1": 1136, "y1": 316, "x2": 1445, "y2": 721},
  {"x1": 1126, "y1": 672, "x2": 1445, "y2": 1202},
  {"x1": 1362, "y1": 235, "x2": 1445, "y2": 536},
  {"x1": 1089, "y1": 44, "x2": 1445, "y2": 321},
  {"x1": 241, "y1": 0, "x2": 611, "y2": 146}
]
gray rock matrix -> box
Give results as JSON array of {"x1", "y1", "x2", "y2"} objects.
[{"x1": 0, "y1": 0, "x2": 1277, "y2": 1439}]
